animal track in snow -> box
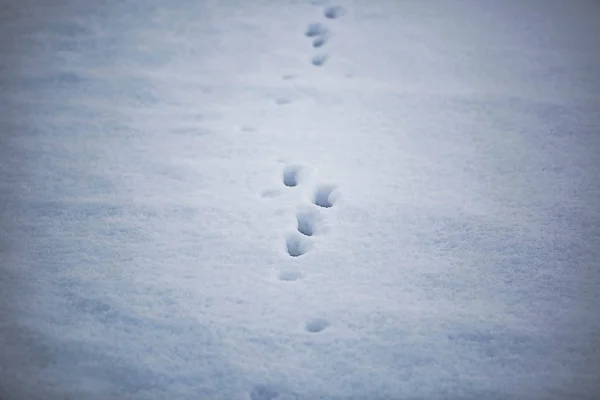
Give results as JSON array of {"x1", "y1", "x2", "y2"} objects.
[
  {"x1": 296, "y1": 208, "x2": 320, "y2": 236},
  {"x1": 324, "y1": 6, "x2": 345, "y2": 19},
  {"x1": 282, "y1": 165, "x2": 302, "y2": 187},
  {"x1": 285, "y1": 233, "x2": 310, "y2": 257},
  {"x1": 313, "y1": 185, "x2": 337, "y2": 208},
  {"x1": 278, "y1": 269, "x2": 303, "y2": 281},
  {"x1": 312, "y1": 35, "x2": 328, "y2": 48},
  {"x1": 305, "y1": 318, "x2": 329, "y2": 333},
  {"x1": 311, "y1": 54, "x2": 328, "y2": 66},
  {"x1": 305, "y1": 23, "x2": 326, "y2": 37}
]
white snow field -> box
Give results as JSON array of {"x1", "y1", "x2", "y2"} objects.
[{"x1": 1, "y1": 0, "x2": 599, "y2": 399}]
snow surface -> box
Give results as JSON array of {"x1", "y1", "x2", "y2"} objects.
[{"x1": 1, "y1": 0, "x2": 599, "y2": 399}]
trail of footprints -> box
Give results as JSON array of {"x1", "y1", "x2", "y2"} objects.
[
  {"x1": 247, "y1": 4, "x2": 344, "y2": 399},
  {"x1": 252, "y1": 173, "x2": 338, "y2": 392},
  {"x1": 272, "y1": 4, "x2": 344, "y2": 106},
  {"x1": 252, "y1": 164, "x2": 337, "y2": 400},
  {"x1": 304, "y1": 5, "x2": 345, "y2": 67},
  {"x1": 280, "y1": 165, "x2": 337, "y2": 261}
]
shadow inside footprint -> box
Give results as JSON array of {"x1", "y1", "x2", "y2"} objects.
[
  {"x1": 311, "y1": 54, "x2": 328, "y2": 66},
  {"x1": 286, "y1": 233, "x2": 309, "y2": 257},
  {"x1": 305, "y1": 23, "x2": 326, "y2": 37},
  {"x1": 313, "y1": 185, "x2": 337, "y2": 208},
  {"x1": 312, "y1": 35, "x2": 327, "y2": 48},
  {"x1": 296, "y1": 209, "x2": 320, "y2": 236},
  {"x1": 305, "y1": 318, "x2": 329, "y2": 333},
  {"x1": 283, "y1": 165, "x2": 301, "y2": 187},
  {"x1": 324, "y1": 6, "x2": 345, "y2": 19}
]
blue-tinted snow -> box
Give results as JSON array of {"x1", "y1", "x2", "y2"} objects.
[{"x1": 1, "y1": 1, "x2": 599, "y2": 399}]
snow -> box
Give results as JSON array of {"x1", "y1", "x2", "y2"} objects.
[{"x1": 1, "y1": 0, "x2": 599, "y2": 399}]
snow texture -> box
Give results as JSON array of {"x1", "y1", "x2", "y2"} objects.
[{"x1": 1, "y1": 0, "x2": 600, "y2": 399}]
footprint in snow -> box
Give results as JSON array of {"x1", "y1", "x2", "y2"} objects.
[
  {"x1": 313, "y1": 184, "x2": 337, "y2": 208},
  {"x1": 260, "y1": 164, "x2": 302, "y2": 199},
  {"x1": 285, "y1": 232, "x2": 310, "y2": 257},
  {"x1": 324, "y1": 6, "x2": 345, "y2": 19},
  {"x1": 312, "y1": 34, "x2": 328, "y2": 48},
  {"x1": 296, "y1": 208, "x2": 321, "y2": 237},
  {"x1": 283, "y1": 165, "x2": 302, "y2": 187},
  {"x1": 305, "y1": 318, "x2": 330, "y2": 333},
  {"x1": 311, "y1": 54, "x2": 328, "y2": 66},
  {"x1": 305, "y1": 23, "x2": 327, "y2": 37}
]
